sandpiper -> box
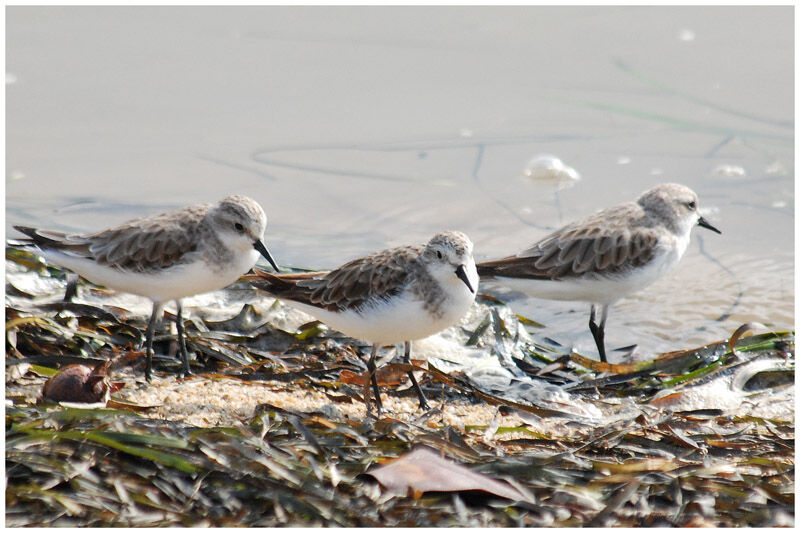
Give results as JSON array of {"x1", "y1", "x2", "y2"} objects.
[
  {"x1": 15, "y1": 194, "x2": 279, "y2": 381},
  {"x1": 477, "y1": 183, "x2": 721, "y2": 362},
  {"x1": 248, "y1": 231, "x2": 478, "y2": 413}
]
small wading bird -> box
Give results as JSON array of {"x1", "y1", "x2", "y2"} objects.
[
  {"x1": 477, "y1": 183, "x2": 721, "y2": 362},
  {"x1": 15, "y1": 194, "x2": 279, "y2": 381},
  {"x1": 248, "y1": 231, "x2": 478, "y2": 414}
]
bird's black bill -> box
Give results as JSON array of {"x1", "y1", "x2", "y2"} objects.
[
  {"x1": 697, "y1": 216, "x2": 721, "y2": 234},
  {"x1": 455, "y1": 264, "x2": 475, "y2": 294},
  {"x1": 253, "y1": 239, "x2": 280, "y2": 271}
]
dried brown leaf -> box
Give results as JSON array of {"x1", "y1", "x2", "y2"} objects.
[
  {"x1": 729, "y1": 322, "x2": 771, "y2": 356},
  {"x1": 593, "y1": 458, "x2": 680, "y2": 474},
  {"x1": 365, "y1": 445, "x2": 531, "y2": 502}
]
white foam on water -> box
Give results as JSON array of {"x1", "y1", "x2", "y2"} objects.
[{"x1": 649, "y1": 356, "x2": 793, "y2": 419}]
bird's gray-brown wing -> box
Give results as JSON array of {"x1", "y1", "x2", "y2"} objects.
[
  {"x1": 477, "y1": 204, "x2": 659, "y2": 280},
  {"x1": 14, "y1": 206, "x2": 206, "y2": 272},
  {"x1": 248, "y1": 245, "x2": 418, "y2": 312}
]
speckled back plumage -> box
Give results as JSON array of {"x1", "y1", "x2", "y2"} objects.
[
  {"x1": 249, "y1": 244, "x2": 419, "y2": 312},
  {"x1": 14, "y1": 195, "x2": 267, "y2": 274},
  {"x1": 478, "y1": 203, "x2": 659, "y2": 280},
  {"x1": 476, "y1": 184, "x2": 705, "y2": 281},
  {"x1": 249, "y1": 230, "x2": 475, "y2": 314},
  {"x1": 16, "y1": 205, "x2": 207, "y2": 273}
]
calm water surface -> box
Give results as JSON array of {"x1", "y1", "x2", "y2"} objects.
[{"x1": 6, "y1": 6, "x2": 793, "y2": 358}]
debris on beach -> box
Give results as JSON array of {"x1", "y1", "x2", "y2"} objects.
[{"x1": 5, "y1": 246, "x2": 795, "y2": 527}]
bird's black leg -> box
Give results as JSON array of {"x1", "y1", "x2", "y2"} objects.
[
  {"x1": 175, "y1": 300, "x2": 192, "y2": 378},
  {"x1": 588, "y1": 304, "x2": 609, "y2": 363},
  {"x1": 144, "y1": 302, "x2": 164, "y2": 382},
  {"x1": 404, "y1": 341, "x2": 430, "y2": 410},
  {"x1": 63, "y1": 273, "x2": 79, "y2": 302},
  {"x1": 365, "y1": 343, "x2": 383, "y2": 415}
]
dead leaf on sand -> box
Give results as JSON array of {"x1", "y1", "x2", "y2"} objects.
[{"x1": 365, "y1": 445, "x2": 532, "y2": 502}]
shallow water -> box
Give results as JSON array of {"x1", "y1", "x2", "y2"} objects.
[{"x1": 6, "y1": 6, "x2": 794, "y2": 358}]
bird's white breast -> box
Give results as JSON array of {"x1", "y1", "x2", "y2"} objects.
[{"x1": 281, "y1": 281, "x2": 475, "y2": 345}]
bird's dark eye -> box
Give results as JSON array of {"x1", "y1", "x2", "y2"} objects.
[
  {"x1": 436, "y1": 250, "x2": 443, "y2": 260},
  {"x1": 686, "y1": 201, "x2": 697, "y2": 210},
  {"x1": 234, "y1": 222, "x2": 245, "y2": 233}
]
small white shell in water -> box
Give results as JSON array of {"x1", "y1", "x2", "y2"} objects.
[{"x1": 522, "y1": 154, "x2": 580, "y2": 190}]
